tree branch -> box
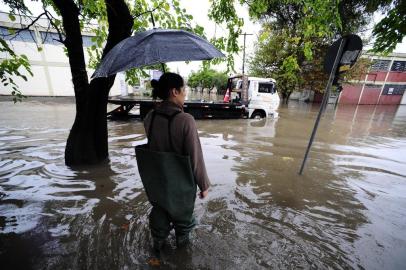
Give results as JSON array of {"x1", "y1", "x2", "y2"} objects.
[
  {"x1": 43, "y1": 9, "x2": 65, "y2": 45},
  {"x1": 102, "y1": 0, "x2": 133, "y2": 59},
  {"x1": 3, "y1": 12, "x2": 46, "y2": 38},
  {"x1": 133, "y1": 6, "x2": 162, "y2": 19}
]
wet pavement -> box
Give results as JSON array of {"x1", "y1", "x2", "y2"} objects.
[{"x1": 0, "y1": 98, "x2": 405, "y2": 269}]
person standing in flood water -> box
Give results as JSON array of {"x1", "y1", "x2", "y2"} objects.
[{"x1": 141, "y1": 72, "x2": 210, "y2": 252}]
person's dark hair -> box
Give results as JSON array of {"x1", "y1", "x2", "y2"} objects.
[{"x1": 151, "y1": 72, "x2": 184, "y2": 100}]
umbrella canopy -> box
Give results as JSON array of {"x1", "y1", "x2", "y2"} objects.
[{"x1": 92, "y1": 28, "x2": 225, "y2": 78}]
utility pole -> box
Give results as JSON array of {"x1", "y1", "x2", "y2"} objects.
[{"x1": 240, "y1": 33, "x2": 253, "y2": 74}]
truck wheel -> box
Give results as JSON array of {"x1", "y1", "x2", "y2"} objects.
[{"x1": 251, "y1": 111, "x2": 265, "y2": 119}]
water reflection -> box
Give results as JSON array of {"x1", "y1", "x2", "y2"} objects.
[{"x1": 0, "y1": 99, "x2": 406, "y2": 269}]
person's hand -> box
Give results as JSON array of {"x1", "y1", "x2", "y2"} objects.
[{"x1": 199, "y1": 190, "x2": 208, "y2": 199}]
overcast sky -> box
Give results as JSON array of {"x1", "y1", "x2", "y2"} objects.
[
  {"x1": 1, "y1": 0, "x2": 405, "y2": 78},
  {"x1": 169, "y1": 0, "x2": 259, "y2": 76}
]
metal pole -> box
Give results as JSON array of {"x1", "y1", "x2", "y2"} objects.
[
  {"x1": 161, "y1": 63, "x2": 166, "y2": 73},
  {"x1": 334, "y1": 86, "x2": 342, "y2": 109},
  {"x1": 242, "y1": 33, "x2": 246, "y2": 74},
  {"x1": 321, "y1": 86, "x2": 330, "y2": 112},
  {"x1": 240, "y1": 33, "x2": 252, "y2": 75},
  {"x1": 299, "y1": 38, "x2": 347, "y2": 175}
]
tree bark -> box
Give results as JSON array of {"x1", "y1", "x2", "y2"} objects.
[
  {"x1": 52, "y1": 0, "x2": 133, "y2": 166},
  {"x1": 285, "y1": 91, "x2": 292, "y2": 104},
  {"x1": 281, "y1": 91, "x2": 292, "y2": 104}
]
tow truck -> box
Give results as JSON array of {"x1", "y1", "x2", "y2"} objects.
[{"x1": 107, "y1": 75, "x2": 280, "y2": 119}]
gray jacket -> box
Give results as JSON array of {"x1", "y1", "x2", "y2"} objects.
[{"x1": 144, "y1": 101, "x2": 210, "y2": 192}]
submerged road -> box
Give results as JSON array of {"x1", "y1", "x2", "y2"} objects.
[{"x1": 0, "y1": 98, "x2": 405, "y2": 269}]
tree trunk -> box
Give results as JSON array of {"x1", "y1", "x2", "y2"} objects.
[
  {"x1": 285, "y1": 91, "x2": 292, "y2": 104},
  {"x1": 281, "y1": 91, "x2": 287, "y2": 104},
  {"x1": 281, "y1": 91, "x2": 292, "y2": 104},
  {"x1": 53, "y1": 0, "x2": 133, "y2": 166}
]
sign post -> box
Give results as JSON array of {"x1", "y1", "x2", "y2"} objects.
[{"x1": 299, "y1": 35, "x2": 362, "y2": 175}]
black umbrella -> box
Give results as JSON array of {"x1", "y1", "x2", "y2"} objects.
[{"x1": 92, "y1": 28, "x2": 225, "y2": 78}]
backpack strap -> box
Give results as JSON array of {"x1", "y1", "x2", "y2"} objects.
[
  {"x1": 167, "y1": 111, "x2": 182, "y2": 151},
  {"x1": 147, "y1": 110, "x2": 156, "y2": 147},
  {"x1": 148, "y1": 110, "x2": 182, "y2": 152}
]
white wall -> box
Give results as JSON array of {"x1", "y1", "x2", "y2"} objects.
[
  {"x1": 401, "y1": 92, "x2": 406, "y2": 105},
  {"x1": 1, "y1": 31, "x2": 121, "y2": 97}
]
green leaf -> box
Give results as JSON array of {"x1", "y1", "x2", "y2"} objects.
[
  {"x1": 8, "y1": 14, "x2": 16, "y2": 21},
  {"x1": 259, "y1": 31, "x2": 269, "y2": 42},
  {"x1": 303, "y1": 42, "x2": 313, "y2": 60},
  {"x1": 164, "y1": 3, "x2": 170, "y2": 11}
]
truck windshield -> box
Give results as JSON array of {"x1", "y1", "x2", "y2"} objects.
[{"x1": 236, "y1": 80, "x2": 242, "y2": 89}]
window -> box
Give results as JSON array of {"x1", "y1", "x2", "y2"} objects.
[
  {"x1": 258, "y1": 83, "x2": 275, "y2": 93},
  {"x1": 391, "y1": 61, "x2": 406, "y2": 72},
  {"x1": 38, "y1": 31, "x2": 94, "y2": 47},
  {"x1": 382, "y1": 84, "x2": 406, "y2": 95},
  {"x1": 237, "y1": 80, "x2": 242, "y2": 89},
  {"x1": 0, "y1": 27, "x2": 36, "y2": 43},
  {"x1": 0, "y1": 27, "x2": 8, "y2": 37},
  {"x1": 82, "y1": 35, "x2": 96, "y2": 47},
  {"x1": 370, "y1": 59, "x2": 391, "y2": 71},
  {"x1": 40, "y1": 31, "x2": 64, "y2": 45}
]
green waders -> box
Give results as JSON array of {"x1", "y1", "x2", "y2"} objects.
[{"x1": 135, "y1": 111, "x2": 197, "y2": 247}]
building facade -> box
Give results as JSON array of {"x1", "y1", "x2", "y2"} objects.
[
  {"x1": 339, "y1": 53, "x2": 406, "y2": 105},
  {"x1": 0, "y1": 12, "x2": 122, "y2": 97}
]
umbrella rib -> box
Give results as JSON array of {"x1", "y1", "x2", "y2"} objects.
[
  {"x1": 185, "y1": 34, "x2": 213, "y2": 60},
  {"x1": 113, "y1": 33, "x2": 156, "y2": 73}
]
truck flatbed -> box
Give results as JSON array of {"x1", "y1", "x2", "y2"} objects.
[{"x1": 107, "y1": 96, "x2": 247, "y2": 119}]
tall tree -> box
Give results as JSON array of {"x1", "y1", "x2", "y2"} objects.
[
  {"x1": 188, "y1": 68, "x2": 228, "y2": 94},
  {"x1": 371, "y1": 0, "x2": 406, "y2": 53},
  {"x1": 249, "y1": 25, "x2": 302, "y2": 102},
  {"x1": 53, "y1": 0, "x2": 133, "y2": 166},
  {"x1": 1, "y1": 0, "x2": 205, "y2": 166},
  {"x1": 211, "y1": 0, "x2": 406, "y2": 100}
]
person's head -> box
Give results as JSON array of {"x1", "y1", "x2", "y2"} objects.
[{"x1": 151, "y1": 72, "x2": 186, "y2": 106}]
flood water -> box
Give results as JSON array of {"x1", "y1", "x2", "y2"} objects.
[{"x1": 1, "y1": 98, "x2": 406, "y2": 269}]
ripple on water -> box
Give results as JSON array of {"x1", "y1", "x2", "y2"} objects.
[
  {"x1": 0, "y1": 159, "x2": 44, "y2": 179},
  {"x1": 0, "y1": 135, "x2": 26, "y2": 141},
  {"x1": 331, "y1": 141, "x2": 406, "y2": 183},
  {"x1": 0, "y1": 157, "x2": 96, "y2": 233},
  {"x1": 0, "y1": 201, "x2": 43, "y2": 233},
  {"x1": 40, "y1": 164, "x2": 77, "y2": 179},
  {"x1": 108, "y1": 134, "x2": 144, "y2": 142},
  {"x1": 24, "y1": 150, "x2": 64, "y2": 161}
]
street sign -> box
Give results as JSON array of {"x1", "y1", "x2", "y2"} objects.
[{"x1": 323, "y1": 34, "x2": 362, "y2": 75}]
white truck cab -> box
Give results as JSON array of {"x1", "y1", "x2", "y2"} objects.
[{"x1": 228, "y1": 75, "x2": 280, "y2": 118}]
